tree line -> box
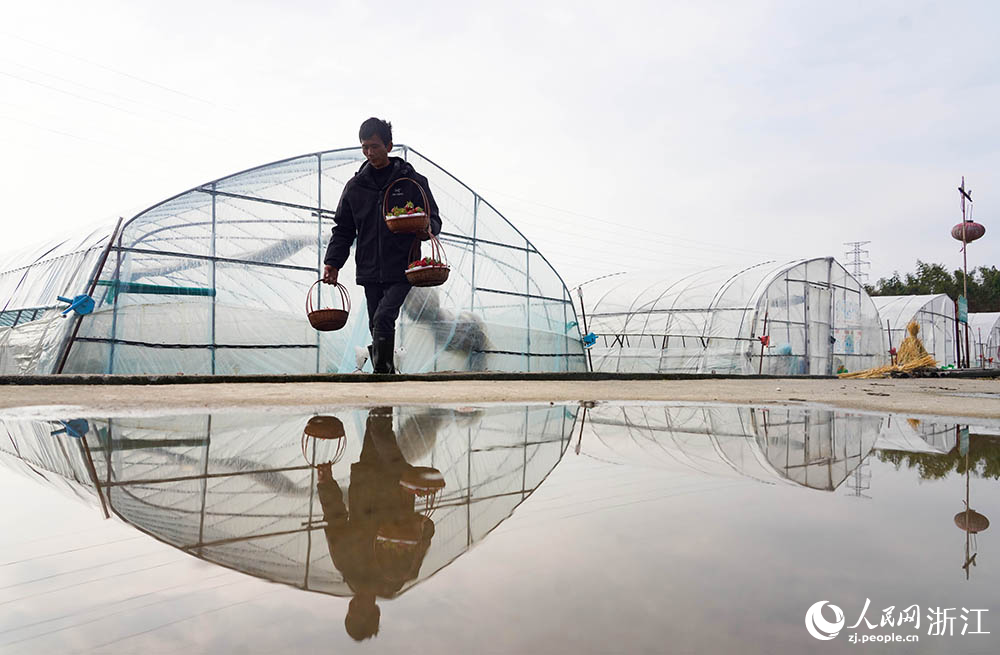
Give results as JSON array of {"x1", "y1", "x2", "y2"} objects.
[
  {"x1": 878, "y1": 433, "x2": 1000, "y2": 480},
  {"x1": 865, "y1": 261, "x2": 1000, "y2": 313}
]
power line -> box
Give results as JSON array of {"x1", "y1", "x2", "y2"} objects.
[
  {"x1": 0, "y1": 535, "x2": 144, "y2": 567},
  {"x1": 0, "y1": 66, "x2": 291, "y2": 154},
  {"x1": 484, "y1": 187, "x2": 797, "y2": 260},
  {"x1": 0, "y1": 31, "x2": 236, "y2": 111}
]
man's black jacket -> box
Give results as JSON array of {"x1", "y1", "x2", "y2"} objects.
[{"x1": 324, "y1": 157, "x2": 442, "y2": 285}]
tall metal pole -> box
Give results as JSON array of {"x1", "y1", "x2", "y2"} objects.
[
  {"x1": 958, "y1": 178, "x2": 973, "y2": 368},
  {"x1": 960, "y1": 177, "x2": 970, "y2": 301}
]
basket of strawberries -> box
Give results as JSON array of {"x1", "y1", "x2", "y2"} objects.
[
  {"x1": 306, "y1": 280, "x2": 351, "y2": 331},
  {"x1": 400, "y1": 465, "x2": 445, "y2": 517},
  {"x1": 384, "y1": 177, "x2": 431, "y2": 234},
  {"x1": 373, "y1": 513, "x2": 433, "y2": 582},
  {"x1": 405, "y1": 235, "x2": 450, "y2": 287}
]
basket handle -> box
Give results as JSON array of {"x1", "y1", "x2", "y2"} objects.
[
  {"x1": 383, "y1": 177, "x2": 430, "y2": 218},
  {"x1": 408, "y1": 234, "x2": 448, "y2": 267},
  {"x1": 307, "y1": 280, "x2": 350, "y2": 315},
  {"x1": 301, "y1": 430, "x2": 347, "y2": 468},
  {"x1": 428, "y1": 235, "x2": 447, "y2": 267}
]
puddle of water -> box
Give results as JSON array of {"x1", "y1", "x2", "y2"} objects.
[
  {"x1": 1, "y1": 403, "x2": 998, "y2": 654},
  {"x1": 942, "y1": 391, "x2": 1000, "y2": 399}
]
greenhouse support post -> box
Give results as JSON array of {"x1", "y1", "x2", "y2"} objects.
[
  {"x1": 466, "y1": 425, "x2": 472, "y2": 547},
  {"x1": 758, "y1": 309, "x2": 769, "y2": 375},
  {"x1": 56, "y1": 216, "x2": 123, "y2": 374},
  {"x1": 965, "y1": 323, "x2": 971, "y2": 369},
  {"x1": 315, "y1": 155, "x2": 323, "y2": 373},
  {"x1": 522, "y1": 407, "x2": 528, "y2": 499},
  {"x1": 576, "y1": 286, "x2": 593, "y2": 372},
  {"x1": 210, "y1": 184, "x2": 217, "y2": 375},
  {"x1": 525, "y1": 242, "x2": 531, "y2": 372},
  {"x1": 77, "y1": 432, "x2": 110, "y2": 519},
  {"x1": 954, "y1": 299, "x2": 962, "y2": 368},
  {"x1": 886, "y1": 320, "x2": 894, "y2": 364},
  {"x1": 470, "y1": 196, "x2": 478, "y2": 313},
  {"x1": 562, "y1": 289, "x2": 569, "y2": 373},
  {"x1": 197, "y1": 415, "x2": 212, "y2": 553}
]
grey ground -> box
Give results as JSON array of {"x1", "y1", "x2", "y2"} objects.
[{"x1": 1, "y1": 377, "x2": 998, "y2": 420}]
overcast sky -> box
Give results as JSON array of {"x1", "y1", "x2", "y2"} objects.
[{"x1": 1, "y1": 0, "x2": 997, "y2": 288}]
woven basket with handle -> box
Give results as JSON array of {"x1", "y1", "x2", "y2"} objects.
[
  {"x1": 384, "y1": 177, "x2": 431, "y2": 234},
  {"x1": 306, "y1": 280, "x2": 350, "y2": 331},
  {"x1": 405, "y1": 235, "x2": 450, "y2": 287}
]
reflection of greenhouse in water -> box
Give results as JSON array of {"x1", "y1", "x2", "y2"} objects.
[
  {"x1": 583, "y1": 405, "x2": 883, "y2": 491},
  {"x1": 583, "y1": 258, "x2": 885, "y2": 375},
  {"x1": 0, "y1": 405, "x2": 576, "y2": 598},
  {"x1": 872, "y1": 294, "x2": 957, "y2": 367},
  {"x1": 874, "y1": 416, "x2": 957, "y2": 454},
  {"x1": 0, "y1": 146, "x2": 585, "y2": 375}
]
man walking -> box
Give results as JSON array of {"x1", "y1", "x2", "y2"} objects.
[{"x1": 323, "y1": 118, "x2": 442, "y2": 373}]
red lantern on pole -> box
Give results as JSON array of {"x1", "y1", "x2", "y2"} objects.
[{"x1": 951, "y1": 221, "x2": 986, "y2": 243}]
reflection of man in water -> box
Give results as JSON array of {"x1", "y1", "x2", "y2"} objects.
[{"x1": 317, "y1": 407, "x2": 435, "y2": 641}]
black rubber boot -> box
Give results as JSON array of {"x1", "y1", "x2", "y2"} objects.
[{"x1": 373, "y1": 331, "x2": 396, "y2": 374}]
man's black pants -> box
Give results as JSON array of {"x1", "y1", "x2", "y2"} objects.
[{"x1": 363, "y1": 281, "x2": 411, "y2": 337}]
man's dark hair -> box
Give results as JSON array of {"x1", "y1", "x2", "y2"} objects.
[{"x1": 359, "y1": 117, "x2": 392, "y2": 146}]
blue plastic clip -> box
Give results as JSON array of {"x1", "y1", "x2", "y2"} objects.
[
  {"x1": 57, "y1": 294, "x2": 95, "y2": 317},
  {"x1": 582, "y1": 332, "x2": 598, "y2": 349},
  {"x1": 51, "y1": 419, "x2": 90, "y2": 439}
]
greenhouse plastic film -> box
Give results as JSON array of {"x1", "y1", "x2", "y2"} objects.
[
  {"x1": 0, "y1": 146, "x2": 584, "y2": 375},
  {"x1": 585, "y1": 258, "x2": 885, "y2": 375}
]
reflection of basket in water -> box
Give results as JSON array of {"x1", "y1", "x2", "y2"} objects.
[
  {"x1": 373, "y1": 513, "x2": 433, "y2": 582},
  {"x1": 301, "y1": 415, "x2": 347, "y2": 467},
  {"x1": 384, "y1": 177, "x2": 431, "y2": 234},
  {"x1": 306, "y1": 281, "x2": 351, "y2": 331},
  {"x1": 400, "y1": 466, "x2": 445, "y2": 517}
]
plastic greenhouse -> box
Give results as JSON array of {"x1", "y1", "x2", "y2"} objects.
[
  {"x1": 871, "y1": 294, "x2": 957, "y2": 367},
  {"x1": 0, "y1": 405, "x2": 576, "y2": 599},
  {"x1": 0, "y1": 146, "x2": 585, "y2": 375},
  {"x1": 582, "y1": 258, "x2": 885, "y2": 375},
  {"x1": 969, "y1": 312, "x2": 1000, "y2": 368}
]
